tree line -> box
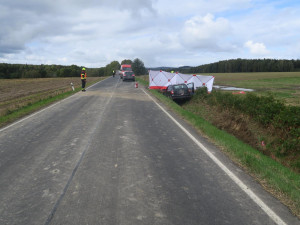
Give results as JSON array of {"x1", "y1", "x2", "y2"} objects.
[
  {"x1": 178, "y1": 59, "x2": 300, "y2": 74},
  {"x1": 0, "y1": 64, "x2": 93, "y2": 79},
  {"x1": 0, "y1": 58, "x2": 147, "y2": 79},
  {"x1": 2, "y1": 58, "x2": 299, "y2": 79}
]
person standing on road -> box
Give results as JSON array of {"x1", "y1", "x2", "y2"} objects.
[{"x1": 81, "y1": 67, "x2": 87, "y2": 92}]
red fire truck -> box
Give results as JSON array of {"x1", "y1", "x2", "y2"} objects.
[{"x1": 119, "y1": 64, "x2": 132, "y2": 79}]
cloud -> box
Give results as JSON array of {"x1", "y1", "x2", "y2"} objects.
[
  {"x1": 244, "y1": 41, "x2": 270, "y2": 55},
  {"x1": 0, "y1": 0, "x2": 300, "y2": 67},
  {"x1": 180, "y1": 14, "x2": 234, "y2": 52}
]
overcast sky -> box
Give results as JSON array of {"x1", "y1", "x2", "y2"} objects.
[{"x1": 0, "y1": 0, "x2": 299, "y2": 68}]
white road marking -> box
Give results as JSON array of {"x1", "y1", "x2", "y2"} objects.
[{"x1": 142, "y1": 88, "x2": 287, "y2": 225}]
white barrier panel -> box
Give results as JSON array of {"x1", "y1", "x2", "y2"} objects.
[{"x1": 149, "y1": 70, "x2": 215, "y2": 92}]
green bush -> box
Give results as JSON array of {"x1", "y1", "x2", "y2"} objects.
[{"x1": 195, "y1": 89, "x2": 300, "y2": 157}]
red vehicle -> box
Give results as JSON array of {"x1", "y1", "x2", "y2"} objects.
[
  {"x1": 119, "y1": 64, "x2": 132, "y2": 79},
  {"x1": 121, "y1": 64, "x2": 132, "y2": 71}
]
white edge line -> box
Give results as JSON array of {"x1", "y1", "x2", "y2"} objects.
[
  {"x1": 142, "y1": 88, "x2": 287, "y2": 225},
  {"x1": 0, "y1": 78, "x2": 108, "y2": 133}
]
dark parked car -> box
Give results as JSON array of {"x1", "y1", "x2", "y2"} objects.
[
  {"x1": 123, "y1": 71, "x2": 135, "y2": 81},
  {"x1": 164, "y1": 83, "x2": 191, "y2": 100}
]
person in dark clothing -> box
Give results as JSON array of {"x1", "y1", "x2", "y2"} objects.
[{"x1": 81, "y1": 68, "x2": 87, "y2": 91}]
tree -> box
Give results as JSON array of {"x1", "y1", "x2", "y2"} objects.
[
  {"x1": 131, "y1": 58, "x2": 147, "y2": 76},
  {"x1": 59, "y1": 68, "x2": 72, "y2": 77},
  {"x1": 98, "y1": 67, "x2": 105, "y2": 76},
  {"x1": 39, "y1": 64, "x2": 47, "y2": 78},
  {"x1": 121, "y1": 59, "x2": 132, "y2": 65},
  {"x1": 104, "y1": 61, "x2": 121, "y2": 76}
]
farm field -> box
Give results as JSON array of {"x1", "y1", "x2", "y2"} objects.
[
  {"x1": 206, "y1": 72, "x2": 300, "y2": 106},
  {"x1": 0, "y1": 77, "x2": 103, "y2": 124}
]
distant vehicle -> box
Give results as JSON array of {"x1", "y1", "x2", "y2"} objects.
[
  {"x1": 164, "y1": 83, "x2": 192, "y2": 100},
  {"x1": 121, "y1": 64, "x2": 132, "y2": 71},
  {"x1": 123, "y1": 71, "x2": 135, "y2": 81},
  {"x1": 119, "y1": 64, "x2": 132, "y2": 79}
]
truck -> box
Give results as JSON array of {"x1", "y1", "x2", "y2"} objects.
[{"x1": 119, "y1": 64, "x2": 132, "y2": 79}]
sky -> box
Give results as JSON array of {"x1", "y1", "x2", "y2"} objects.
[{"x1": 0, "y1": 0, "x2": 300, "y2": 68}]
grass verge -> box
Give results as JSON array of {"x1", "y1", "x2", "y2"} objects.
[{"x1": 137, "y1": 76, "x2": 300, "y2": 217}]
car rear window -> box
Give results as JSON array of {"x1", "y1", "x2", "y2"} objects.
[
  {"x1": 174, "y1": 84, "x2": 187, "y2": 89},
  {"x1": 125, "y1": 72, "x2": 134, "y2": 75},
  {"x1": 123, "y1": 67, "x2": 132, "y2": 71}
]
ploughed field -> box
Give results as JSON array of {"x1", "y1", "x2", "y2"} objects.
[{"x1": 0, "y1": 77, "x2": 101, "y2": 117}]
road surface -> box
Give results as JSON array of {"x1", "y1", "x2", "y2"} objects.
[{"x1": 0, "y1": 77, "x2": 299, "y2": 225}]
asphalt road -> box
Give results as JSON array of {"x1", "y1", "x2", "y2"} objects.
[{"x1": 0, "y1": 77, "x2": 299, "y2": 225}]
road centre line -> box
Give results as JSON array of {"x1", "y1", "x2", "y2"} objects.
[
  {"x1": 0, "y1": 78, "x2": 108, "y2": 133},
  {"x1": 142, "y1": 88, "x2": 287, "y2": 225}
]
